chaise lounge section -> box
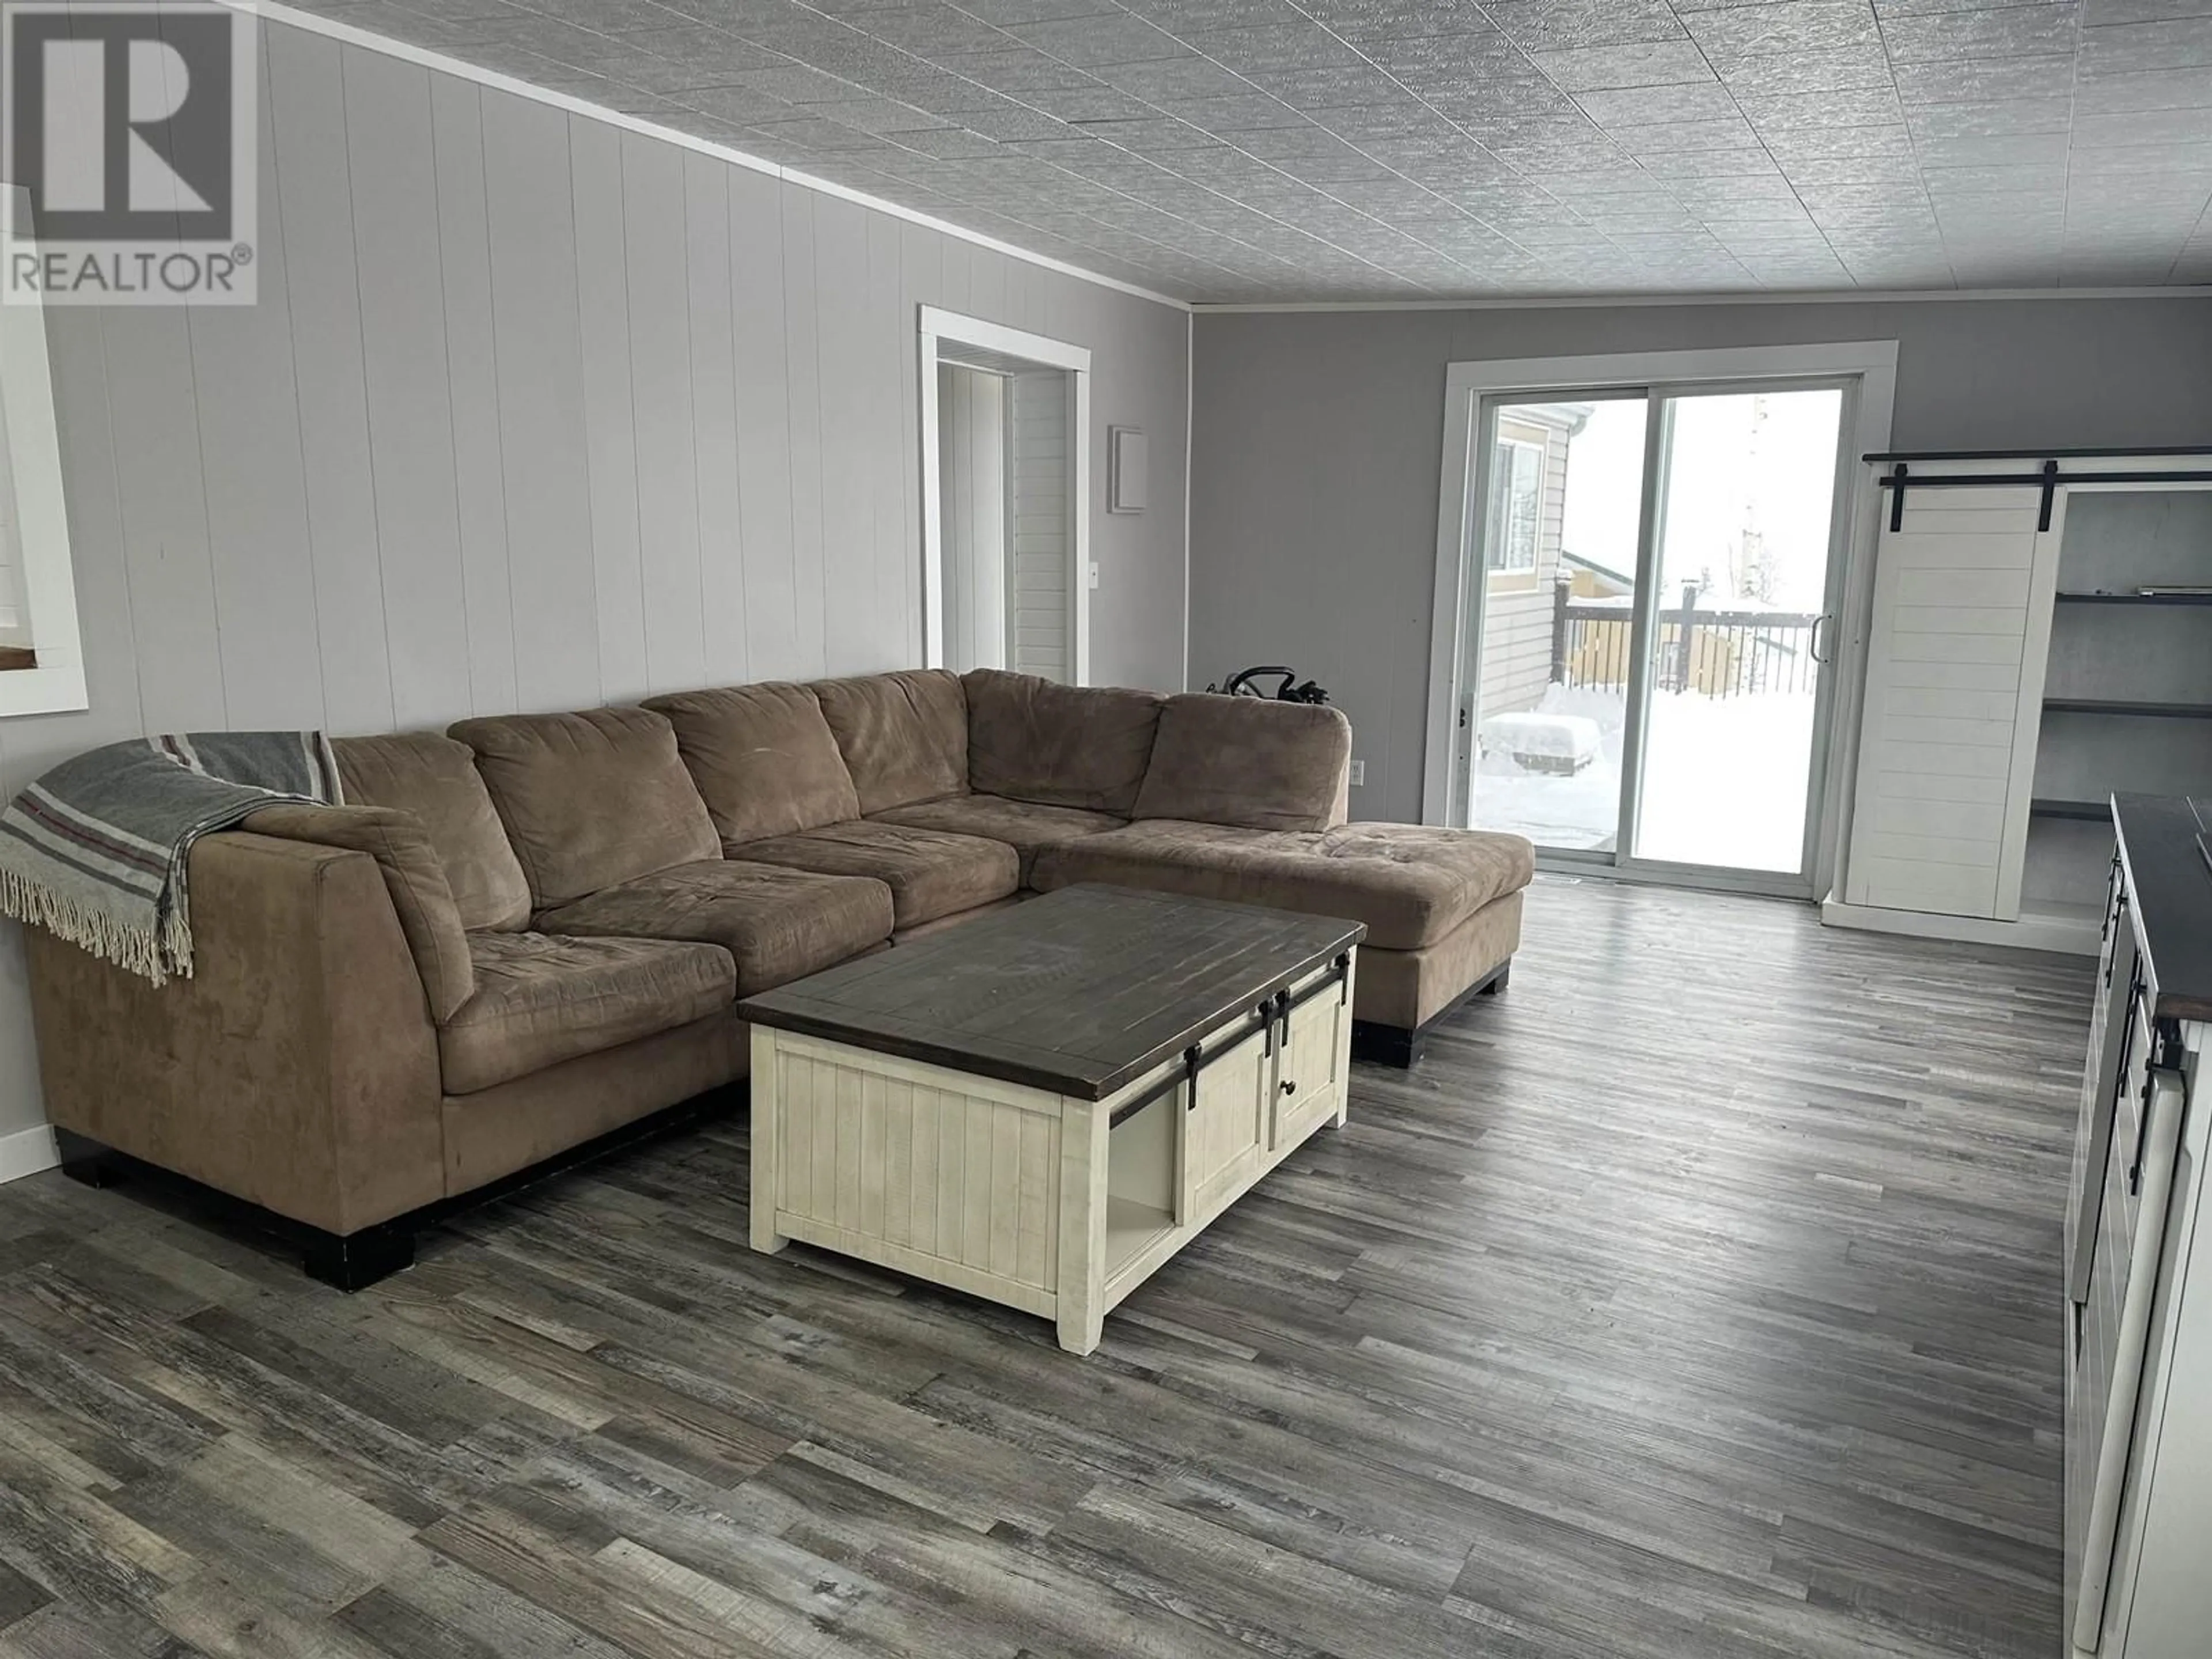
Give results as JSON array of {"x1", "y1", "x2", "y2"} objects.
[{"x1": 24, "y1": 666, "x2": 1532, "y2": 1285}]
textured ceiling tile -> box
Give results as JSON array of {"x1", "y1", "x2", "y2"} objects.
[
  {"x1": 1529, "y1": 41, "x2": 1718, "y2": 91},
  {"x1": 1681, "y1": 1, "x2": 1884, "y2": 58},
  {"x1": 509, "y1": 0, "x2": 690, "y2": 29},
  {"x1": 1637, "y1": 146, "x2": 1783, "y2": 177},
  {"x1": 1484, "y1": 0, "x2": 1686, "y2": 50},
  {"x1": 1716, "y1": 47, "x2": 1900, "y2": 96},
  {"x1": 1169, "y1": 22, "x2": 1374, "y2": 71},
  {"x1": 1607, "y1": 113, "x2": 1764, "y2": 152},
  {"x1": 1883, "y1": 4, "x2": 2083, "y2": 63},
  {"x1": 2075, "y1": 103, "x2": 2212, "y2": 142},
  {"x1": 2082, "y1": 0, "x2": 2212, "y2": 20},
  {"x1": 1240, "y1": 63, "x2": 1412, "y2": 108},
  {"x1": 1889, "y1": 52, "x2": 2078, "y2": 103},
  {"x1": 2075, "y1": 64, "x2": 2212, "y2": 110},
  {"x1": 1784, "y1": 153, "x2": 1931, "y2": 187},
  {"x1": 1352, "y1": 29, "x2": 1523, "y2": 78},
  {"x1": 719, "y1": 59, "x2": 872, "y2": 103},
  {"x1": 1919, "y1": 130, "x2": 2072, "y2": 169},
  {"x1": 1740, "y1": 85, "x2": 1908, "y2": 128},
  {"x1": 809, "y1": 93, "x2": 957, "y2": 134},
  {"x1": 846, "y1": 4, "x2": 1013, "y2": 54},
  {"x1": 2080, "y1": 14, "x2": 2212, "y2": 70},
  {"x1": 1090, "y1": 54, "x2": 1257, "y2": 99},
  {"x1": 1903, "y1": 96, "x2": 2075, "y2": 138},
  {"x1": 1575, "y1": 82, "x2": 1743, "y2": 125},
  {"x1": 952, "y1": 0, "x2": 1126, "y2": 22},
  {"x1": 1763, "y1": 123, "x2": 1919, "y2": 161},
  {"x1": 1146, "y1": 90, "x2": 1308, "y2": 128},
  {"x1": 1006, "y1": 13, "x2": 1190, "y2": 65},
  {"x1": 927, "y1": 44, "x2": 1107, "y2": 90}
]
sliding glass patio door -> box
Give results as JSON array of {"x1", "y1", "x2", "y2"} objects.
[{"x1": 1457, "y1": 379, "x2": 1853, "y2": 895}]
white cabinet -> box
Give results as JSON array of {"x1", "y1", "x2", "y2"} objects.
[
  {"x1": 1838, "y1": 454, "x2": 2212, "y2": 953},
  {"x1": 2063, "y1": 800, "x2": 2212, "y2": 1657}
]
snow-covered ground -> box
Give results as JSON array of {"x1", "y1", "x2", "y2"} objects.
[{"x1": 1472, "y1": 684, "x2": 1815, "y2": 873}]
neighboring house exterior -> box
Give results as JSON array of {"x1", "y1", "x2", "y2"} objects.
[{"x1": 1477, "y1": 403, "x2": 1586, "y2": 720}]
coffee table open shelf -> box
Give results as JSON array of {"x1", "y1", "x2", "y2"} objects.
[{"x1": 738, "y1": 886, "x2": 1365, "y2": 1354}]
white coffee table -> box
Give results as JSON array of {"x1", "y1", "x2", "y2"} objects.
[{"x1": 737, "y1": 885, "x2": 1364, "y2": 1354}]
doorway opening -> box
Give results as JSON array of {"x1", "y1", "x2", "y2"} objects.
[
  {"x1": 1425, "y1": 344, "x2": 1896, "y2": 899},
  {"x1": 919, "y1": 309, "x2": 1090, "y2": 683}
]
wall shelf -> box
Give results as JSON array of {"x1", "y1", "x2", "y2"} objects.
[
  {"x1": 2044, "y1": 699, "x2": 2212, "y2": 719},
  {"x1": 2033, "y1": 798, "x2": 2113, "y2": 823},
  {"x1": 2055, "y1": 592, "x2": 2212, "y2": 607}
]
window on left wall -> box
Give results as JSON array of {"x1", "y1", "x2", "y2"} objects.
[{"x1": 0, "y1": 185, "x2": 86, "y2": 715}]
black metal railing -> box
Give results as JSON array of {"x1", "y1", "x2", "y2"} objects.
[{"x1": 1549, "y1": 578, "x2": 1820, "y2": 698}]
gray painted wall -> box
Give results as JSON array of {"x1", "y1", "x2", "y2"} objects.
[
  {"x1": 1189, "y1": 297, "x2": 2212, "y2": 825},
  {"x1": 0, "y1": 17, "x2": 1190, "y2": 1145}
]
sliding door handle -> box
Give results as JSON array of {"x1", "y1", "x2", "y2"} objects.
[{"x1": 1809, "y1": 613, "x2": 1834, "y2": 664}]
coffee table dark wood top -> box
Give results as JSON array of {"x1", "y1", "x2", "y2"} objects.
[
  {"x1": 737, "y1": 884, "x2": 1367, "y2": 1100},
  {"x1": 2113, "y1": 794, "x2": 2212, "y2": 1024}
]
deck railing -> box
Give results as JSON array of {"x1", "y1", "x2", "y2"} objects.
[{"x1": 1550, "y1": 578, "x2": 1819, "y2": 698}]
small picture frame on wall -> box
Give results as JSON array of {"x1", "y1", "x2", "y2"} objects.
[{"x1": 1108, "y1": 426, "x2": 1147, "y2": 514}]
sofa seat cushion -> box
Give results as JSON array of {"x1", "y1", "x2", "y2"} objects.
[
  {"x1": 811, "y1": 669, "x2": 968, "y2": 815},
  {"x1": 1132, "y1": 694, "x2": 1352, "y2": 832},
  {"x1": 1031, "y1": 820, "x2": 1535, "y2": 951},
  {"x1": 961, "y1": 669, "x2": 1165, "y2": 815},
  {"x1": 441, "y1": 930, "x2": 735, "y2": 1096},
  {"x1": 730, "y1": 821, "x2": 1019, "y2": 929},
  {"x1": 870, "y1": 794, "x2": 1127, "y2": 887},
  {"x1": 533, "y1": 859, "x2": 894, "y2": 995},
  {"x1": 642, "y1": 681, "x2": 861, "y2": 847},
  {"x1": 334, "y1": 732, "x2": 533, "y2": 931},
  {"x1": 448, "y1": 707, "x2": 720, "y2": 910}
]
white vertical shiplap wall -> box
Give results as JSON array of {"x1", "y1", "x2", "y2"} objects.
[
  {"x1": 0, "y1": 17, "x2": 1191, "y2": 1143},
  {"x1": 1009, "y1": 370, "x2": 1073, "y2": 683},
  {"x1": 938, "y1": 364, "x2": 1008, "y2": 674}
]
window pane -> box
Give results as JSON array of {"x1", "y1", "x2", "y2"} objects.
[{"x1": 1465, "y1": 398, "x2": 1646, "y2": 850}]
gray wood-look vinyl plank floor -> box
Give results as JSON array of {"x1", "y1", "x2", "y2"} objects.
[{"x1": 0, "y1": 877, "x2": 2089, "y2": 1658}]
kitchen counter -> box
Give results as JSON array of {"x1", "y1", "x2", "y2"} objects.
[{"x1": 2112, "y1": 794, "x2": 2212, "y2": 1024}]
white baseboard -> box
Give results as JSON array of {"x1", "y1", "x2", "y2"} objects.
[
  {"x1": 1821, "y1": 896, "x2": 2101, "y2": 957},
  {"x1": 0, "y1": 1123, "x2": 58, "y2": 1185}
]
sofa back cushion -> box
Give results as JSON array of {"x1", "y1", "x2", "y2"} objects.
[
  {"x1": 242, "y1": 802, "x2": 476, "y2": 1024},
  {"x1": 642, "y1": 681, "x2": 860, "y2": 847},
  {"x1": 812, "y1": 669, "x2": 967, "y2": 815},
  {"x1": 446, "y1": 707, "x2": 719, "y2": 909},
  {"x1": 961, "y1": 669, "x2": 1164, "y2": 816},
  {"x1": 1132, "y1": 694, "x2": 1352, "y2": 832},
  {"x1": 332, "y1": 732, "x2": 532, "y2": 931}
]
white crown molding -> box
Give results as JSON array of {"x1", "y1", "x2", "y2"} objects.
[
  {"x1": 1194, "y1": 285, "x2": 2212, "y2": 314},
  {"x1": 233, "y1": 1, "x2": 1195, "y2": 314},
  {"x1": 0, "y1": 1123, "x2": 57, "y2": 1186}
]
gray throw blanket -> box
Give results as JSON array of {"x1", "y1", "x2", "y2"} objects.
[{"x1": 0, "y1": 732, "x2": 341, "y2": 984}]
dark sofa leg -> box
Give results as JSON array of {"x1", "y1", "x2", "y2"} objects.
[
  {"x1": 1350, "y1": 1021, "x2": 1424, "y2": 1069},
  {"x1": 1350, "y1": 955, "x2": 1514, "y2": 1070},
  {"x1": 301, "y1": 1224, "x2": 415, "y2": 1291},
  {"x1": 54, "y1": 1128, "x2": 122, "y2": 1188}
]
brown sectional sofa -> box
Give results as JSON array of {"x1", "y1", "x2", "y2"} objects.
[{"x1": 26, "y1": 668, "x2": 1532, "y2": 1287}]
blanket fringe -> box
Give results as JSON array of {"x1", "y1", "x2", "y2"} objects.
[{"x1": 0, "y1": 865, "x2": 187, "y2": 985}]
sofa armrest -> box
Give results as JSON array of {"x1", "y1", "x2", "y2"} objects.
[{"x1": 24, "y1": 829, "x2": 445, "y2": 1235}]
